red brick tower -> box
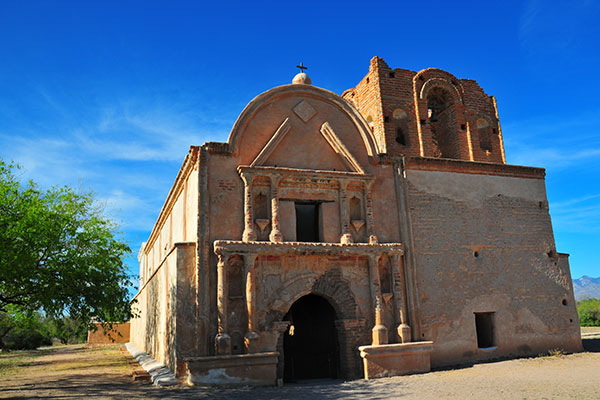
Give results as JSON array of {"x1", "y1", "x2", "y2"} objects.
[{"x1": 343, "y1": 57, "x2": 506, "y2": 163}]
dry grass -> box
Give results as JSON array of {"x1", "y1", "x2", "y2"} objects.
[
  {"x1": 581, "y1": 326, "x2": 600, "y2": 334},
  {"x1": 0, "y1": 348, "x2": 51, "y2": 376}
]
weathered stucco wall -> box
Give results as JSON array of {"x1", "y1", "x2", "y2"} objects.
[
  {"x1": 405, "y1": 167, "x2": 582, "y2": 367},
  {"x1": 138, "y1": 152, "x2": 198, "y2": 287},
  {"x1": 131, "y1": 242, "x2": 196, "y2": 375}
]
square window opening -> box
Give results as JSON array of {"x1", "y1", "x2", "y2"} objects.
[
  {"x1": 295, "y1": 202, "x2": 320, "y2": 242},
  {"x1": 475, "y1": 312, "x2": 495, "y2": 348}
]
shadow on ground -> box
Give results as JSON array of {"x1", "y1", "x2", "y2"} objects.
[
  {"x1": 583, "y1": 338, "x2": 600, "y2": 352},
  {"x1": 0, "y1": 377, "x2": 408, "y2": 400}
]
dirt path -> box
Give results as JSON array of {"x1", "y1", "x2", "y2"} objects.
[{"x1": 1, "y1": 340, "x2": 599, "y2": 399}]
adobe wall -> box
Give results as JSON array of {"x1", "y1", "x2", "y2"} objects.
[
  {"x1": 131, "y1": 147, "x2": 200, "y2": 374},
  {"x1": 87, "y1": 322, "x2": 130, "y2": 344},
  {"x1": 130, "y1": 242, "x2": 196, "y2": 376},
  {"x1": 138, "y1": 151, "x2": 199, "y2": 286},
  {"x1": 403, "y1": 159, "x2": 582, "y2": 366}
]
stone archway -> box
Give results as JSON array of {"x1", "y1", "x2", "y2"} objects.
[{"x1": 282, "y1": 294, "x2": 339, "y2": 382}]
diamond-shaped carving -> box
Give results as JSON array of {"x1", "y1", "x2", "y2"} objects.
[{"x1": 293, "y1": 100, "x2": 317, "y2": 123}]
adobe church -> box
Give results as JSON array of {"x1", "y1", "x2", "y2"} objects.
[{"x1": 130, "y1": 57, "x2": 582, "y2": 385}]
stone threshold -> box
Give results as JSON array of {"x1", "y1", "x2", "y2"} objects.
[{"x1": 125, "y1": 342, "x2": 178, "y2": 386}]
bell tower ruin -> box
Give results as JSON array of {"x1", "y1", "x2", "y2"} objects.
[{"x1": 343, "y1": 57, "x2": 506, "y2": 163}]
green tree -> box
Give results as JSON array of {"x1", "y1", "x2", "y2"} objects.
[
  {"x1": 577, "y1": 298, "x2": 600, "y2": 326},
  {"x1": 49, "y1": 316, "x2": 88, "y2": 345},
  {"x1": 0, "y1": 159, "x2": 134, "y2": 349},
  {"x1": 0, "y1": 306, "x2": 52, "y2": 350}
]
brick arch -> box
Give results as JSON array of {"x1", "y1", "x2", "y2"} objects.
[
  {"x1": 310, "y1": 268, "x2": 358, "y2": 320},
  {"x1": 414, "y1": 68, "x2": 465, "y2": 101},
  {"x1": 412, "y1": 69, "x2": 468, "y2": 158},
  {"x1": 271, "y1": 268, "x2": 361, "y2": 381},
  {"x1": 419, "y1": 78, "x2": 463, "y2": 104},
  {"x1": 266, "y1": 268, "x2": 358, "y2": 326}
]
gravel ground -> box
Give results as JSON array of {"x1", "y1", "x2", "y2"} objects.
[{"x1": 1, "y1": 338, "x2": 599, "y2": 400}]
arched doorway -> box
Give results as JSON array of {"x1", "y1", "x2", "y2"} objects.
[{"x1": 283, "y1": 294, "x2": 339, "y2": 382}]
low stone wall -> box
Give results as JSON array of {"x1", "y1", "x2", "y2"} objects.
[{"x1": 87, "y1": 322, "x2": 130, "y2": 344}]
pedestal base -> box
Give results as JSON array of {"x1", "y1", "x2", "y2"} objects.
[
  {"x1": 358, "y1": 341, "x2": 433, "y2": 380},
  {"x1": 185, "y1": 352, "x2": 279, "y2": 386}
]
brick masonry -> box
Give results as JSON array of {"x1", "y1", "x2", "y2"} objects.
[{"x1": 130, "y1": 57, "x2": 581, "y2": 384}]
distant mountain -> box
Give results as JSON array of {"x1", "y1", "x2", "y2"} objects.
[{"x1": 573, "y1": 276, "x2": 600, "y2": 301}]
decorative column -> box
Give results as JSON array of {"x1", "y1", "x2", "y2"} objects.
[
  {"x1": 367, "y1": 254, "x2": 387, "y2": 345},
  {"x1": 391, "y1": 253, "x2": 411, "y2": 343},
  {"x1": 241, "y1": 172, "x2": 257, "y2": 242},
  {"x1": 364, "y1": 181, "x2": 378, "y2": 244},
  {"x1": 244, "y1": 253, "x2": 260, "y2": 353},
  {"x1": 339, "y1": 180, "x2": 353, "y2": 244},
  {"x1": 269, "y1": 175, "x2": 283, "y2": 243},
  {"x1": 215, "y1": 253, "x2": 231, "y2": 355}
]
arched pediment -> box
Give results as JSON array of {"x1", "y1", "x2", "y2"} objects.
[{"x1": 227, "y1": 84, "x2": 380, "y2": 172}]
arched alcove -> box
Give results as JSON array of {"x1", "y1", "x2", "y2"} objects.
[{"x1": 427, "y1": 86, "x2": 460, "y2": 159}]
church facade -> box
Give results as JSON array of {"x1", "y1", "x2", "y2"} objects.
[{"x1": 130, "y1": 57, "x2": 582, "y2": 385}]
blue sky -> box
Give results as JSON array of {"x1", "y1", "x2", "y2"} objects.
[{"x1": 0, "y1": 1, "x2": 598, "y2": 292}]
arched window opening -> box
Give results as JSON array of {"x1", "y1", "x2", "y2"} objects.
[{"x1": 426, "y1": 87, "x2": 460, "y2": 159}]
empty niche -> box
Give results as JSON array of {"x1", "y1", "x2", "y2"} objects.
[
  {"x1": 350, "y1": 196, "x2": 362, "y2": 221},
  {"x1": 228, "y1": 255, "x2": 244, "y2": 298},
  {"x1": 253, "y1": 192, "x2": 270, "y2": 239},
  {"x1": 477, "y1": 118, "x2": 492, "y2": 153},
  {"x1": 474, "y1": 312, "x2": 495, "y2": 349},
  {"x1": 393, "y1": 108, "x2": 408, "y2": 146},
  {"x1": 254, "y1": 192, "x2": 269, "y2": 220},
  {"x1": 379, "y1": 257, "x2": 392, "y2": 295},
  {"x1": 349, "y1": 196, "x2": 365, "y2": 238}
]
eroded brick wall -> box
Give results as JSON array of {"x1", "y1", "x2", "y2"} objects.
[
  {"x1": 344, "y1": 57, "x2": 505, "y2": 163},
  {"x1": 404, "y1": 165, "x2": 581, "y2": 366}
]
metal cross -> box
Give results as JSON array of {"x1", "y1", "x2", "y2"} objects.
[{"x1": 296, "y1": 62, "x2": 308, "y2": 73}]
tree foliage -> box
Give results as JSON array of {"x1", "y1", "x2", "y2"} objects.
[
  {"x1": 0, "y1": 306, "x2": 52, "y2": 350},
  {"x1": 577, "y1": 298, "x2": 600, "y2": 326},
  {"x1": 0, "y1": 159, "x2": 134, "y2": 342}
]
